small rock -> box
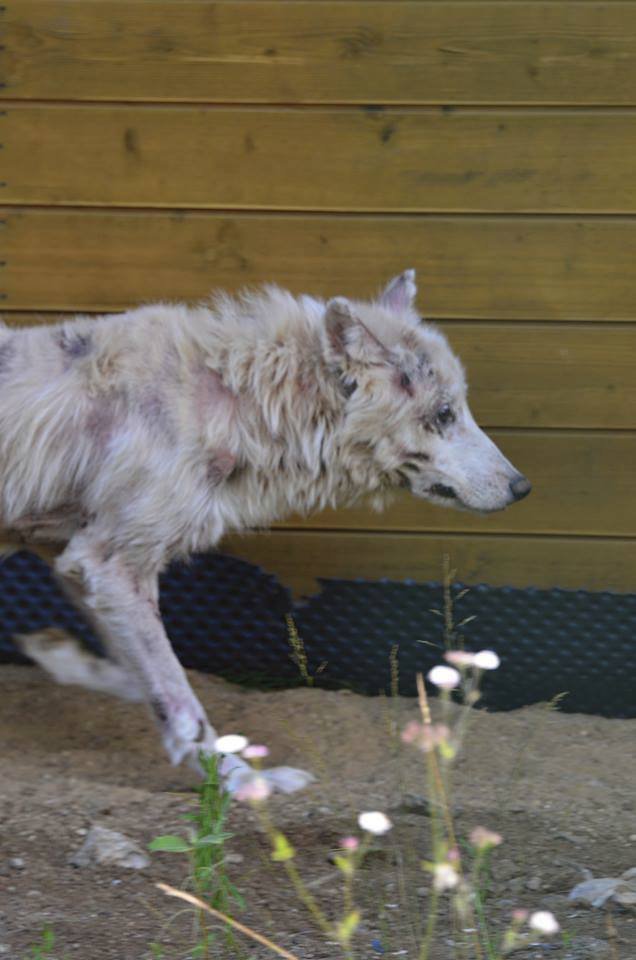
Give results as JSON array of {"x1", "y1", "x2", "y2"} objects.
[
  {"x1": 526, "y1": 875, "x2": 543, "y2": 891},
  {"x1": 69, "y1": 825, "x2": 150, "y2": 870},
  {"x1": 416, "y1": 886, "x2": 428, "y2": 898},
  {"x1": 556, "y1": 832, "x2": 586, "y2": 845},
  {"x1": 494, "y1": 858, "x2": 520, "y2": 881},
  {"x1": 225, "y1": 852, "x2": 244, "y2": 865},
  {"x1": 393, "y1": 794, "x2": 431, "y2": 817},
  {"x1": 0, "y1": 945, "x2": 11, "y2": 955},
  {"x1": 508, "y1": 878, "x2": 525, "y2": 896},
  {"x1": 563, "y1": 935, "x2": 612, "y2": 959},
  {"x1": 569, "y1": 867, "x2": 636, "y2": 909},
  {"x1": 8, "y1": 857, "x2": 24, "y2": 870},
  {"x1": 569, "y1": 877, "x2": 614, "y2": 907}
]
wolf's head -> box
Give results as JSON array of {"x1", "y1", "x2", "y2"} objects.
[{"x1": 322, "y1": 270, "x2": 530, "y2": 513}]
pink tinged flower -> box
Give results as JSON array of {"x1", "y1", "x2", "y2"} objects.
[
  {"x1": 235, "y1": 775, "x2": 272, "y2": 803},
  {"x1": 242, "y1": 744, "x2": 269, "y2": 760},
  {"x1": 358, "y1": 811, "x2": 393, "y2": 835},
  {"x1": 401, "y1": 721, "x2": 450, "y2": 752},
  {"x1": 445, "y1": 650, "x2": 477, "y2": 667},
  {"x1": 470, "y1": 826, "x2": 503, "y2": 850},
  {"x1": 529, "y1": 911, "x2": 559, "y2": 935},
  {"x1": 401, "y1": 720, "x2": 421, "y2": 744},
  {"x1": 214, "y1": 734, "x2": 249, "y2": 754},
  {"x1": 473, "y1": 650, "x2": 500, "y2": 670},
  {"x1": 339, "y1": 836, "x2": 360, "y2": 851},
  {"x1": 512, "y1": 909, "x2": 529, "y2": 924},
  {"x1": 427, "y1": 665, "x2": 461, "y2": 690},
  {"x1": 433, "y1": 862, "x2": 459, "y2": 892}
]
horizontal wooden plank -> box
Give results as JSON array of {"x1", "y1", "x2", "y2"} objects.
[
  {"x1": 4, "y1": 313, "x2": 635, "y2": 430},
  {"x1": 221, "y1": 531, "x2": 636, "y2": 596},
  {"x1": 5, "y1": 104, "x2": 636, "y2": 213},
  {"x1": 4, "y1": 208, "x2": 636, "y2": 321},
  {"x1": 439, "y1": 323, "x2": 636, "y2": 430},
  {"x1": 277, "y1": 432, "x2": 634, "y2": 538},
  {"x1": 7, "y1": 2, "x2": 636, "y2": 106}
]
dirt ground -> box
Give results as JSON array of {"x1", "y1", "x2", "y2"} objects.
[{"x1": 0, "y1": 663, "x2": 634, "y2": 960}]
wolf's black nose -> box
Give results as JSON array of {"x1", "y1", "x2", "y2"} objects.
[{"x1": 509, "y1": 475, "x2": 532, "y2": 501}]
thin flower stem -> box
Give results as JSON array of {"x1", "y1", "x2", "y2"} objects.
[
  {"x1": 416, "y1": 674, "x2": 457, "y2": 849},
  {"x1": 416, "y1": 674, "x2": 485, "y2": 960},
  {"x1": 419, "y1": 887, "x2": 439, "y2": 960},
  {"x1": 156, "y1": 883, "x2": 301, "y2": 960},
  {"x1": 257, "y1": 804, "x2": 334, "y2": 939},
  {"x1": 282, "y1": 858, "x2": 335, "y2": 939}
]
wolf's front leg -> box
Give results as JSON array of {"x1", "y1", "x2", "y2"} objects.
[
  {"x1": 54, "y1": 532, "x2": 313, "y2": 794},
  {"x1": 55, "y1": 534, "x2": 218, "y2": 765}
]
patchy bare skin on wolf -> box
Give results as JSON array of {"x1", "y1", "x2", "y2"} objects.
[
  {"x1": 138, "y1": 387, "x2": 176, "y2": 444},
  {"x1": 207, "y1": 450, "x2": 237, "y2": 486},
  {"x1": 57, "y1": 328, "x2": 93, "y2": 361},
  {"x1": 0, "y1": 271, "x2": 529, "y2": 790},
  {"x1": 85, "y1": 395, "x2": 121, "y2": 451},
  {"x1": 194, "y1": 366, "x2": 238, "y2": 428}
]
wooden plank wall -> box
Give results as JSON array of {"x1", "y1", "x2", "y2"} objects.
[{"x1": 2, "y1": 2, "x2": 635, "y2": 595}]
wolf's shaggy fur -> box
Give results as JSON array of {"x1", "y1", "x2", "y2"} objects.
[{"x1": 2, "y1": 272, "x2": 528, "y2": 791}]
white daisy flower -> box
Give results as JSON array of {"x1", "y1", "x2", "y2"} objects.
[
  {"x1": 214, "y1": 734, "x2": 249, "y2": 754},
  {"x1": 529, "y1": 911, "x2": 559, "y2": 935},
  {"x1": 473, "y1": 650, "x2": 500, "y2": 670},
  {"x1": 358, "y1": 811, "x2": 392, "y2": 835},
  {"x1": 427, "y1": 665, "x2": 461, "y2": 690}
]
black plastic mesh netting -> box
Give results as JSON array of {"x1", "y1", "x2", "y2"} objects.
[{"x1": 0, "y1": 550, "x2": 633, "y2": 718}]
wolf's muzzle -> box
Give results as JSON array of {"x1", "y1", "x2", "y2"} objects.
[{"x1": 509, "y1": 475, "x2": 532, "y2": 502}]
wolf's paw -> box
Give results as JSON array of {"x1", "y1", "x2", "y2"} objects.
[
  {"x1": 219, "y1": 754, "x2": 315, "y2": 796},
  {"x1": 161, "y1": 709, "x2": 218, "y2": 767},
  {"x1": 162, "y1": 715, "x2": 314, "y2": 796},
  {"x1": 14, "y1": 628, "x2": 143, "y2": 701}
]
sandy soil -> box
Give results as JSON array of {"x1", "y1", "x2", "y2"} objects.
[{"x1": 0, "y1": 663, "x2": 634, "y2": 960}]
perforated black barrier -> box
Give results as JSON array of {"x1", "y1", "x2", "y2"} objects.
[{"x1": 0, "y1": 550, "x2": 633, "y2": 718}]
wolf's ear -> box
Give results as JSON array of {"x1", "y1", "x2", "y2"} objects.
[
  {"x1": 324, "y1": 297, "x2": 390, "y2": 366},
  {"x1": 379, "y1": 269, "x2": 417, "y2": 312}
]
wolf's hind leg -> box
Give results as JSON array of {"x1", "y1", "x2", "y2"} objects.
[{"x1": 14, "y1": 627, "x2": 144, "y2": 702}]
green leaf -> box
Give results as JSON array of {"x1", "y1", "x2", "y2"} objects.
[
  {"x1": 194, "y1": 831, "x2": 233, "y2": 846},
  {"x1": 337, "y1": 910, "x2": 361, "y2": 945},
  {"x1": 271, "y1": 831, "x2": 296, "y2": 862},
  {"x1": 41, "y1": 929, "x2": 55, "y2": 951},
  {"x1": 332, "y1": 854, "x2": 354, "y2": 877},
  {"x1": 227, "y1": 883, "x2": 246, "y2": 909},
  {"x1": 148, "y1": 835, "x2": 192, "y2": 853}
]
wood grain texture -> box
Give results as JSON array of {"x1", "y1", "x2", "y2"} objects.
[
  {"x1": 6, "y1": 2, "x2": 636, "y2": 106},
  {"x1": 274, "y1": 432, "x2": 635, "y2": 538},
  {"x1": 6, "y1": 313, "x2": 632, "y2": 429},
  {"x1": 5, "y1": 104, "x2": 636, "y2": 214},
  {"x1": 5, "y1": 208, "x2": 636, "y2": 322},
  {"x1": 439, "y1": 323, "x2": 636, "y2": 430},
  {"x1": 221, "y1": 531, "x2": 636, "y2": 596}
]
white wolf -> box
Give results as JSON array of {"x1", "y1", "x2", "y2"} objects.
[{"x1": 1, "y1": 270, "x2": 529, "y2": 792}]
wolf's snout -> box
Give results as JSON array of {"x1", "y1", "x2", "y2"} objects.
[{"x1": 509, "y1": 474, "x2": 532, "y2": 502}]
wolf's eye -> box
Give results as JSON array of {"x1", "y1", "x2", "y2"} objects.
[{"x1": 436, "y1": 404, "x2": 455, "y2": 427}]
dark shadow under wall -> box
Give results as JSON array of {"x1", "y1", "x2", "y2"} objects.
[{"x1": 0, "y1": 551, "x2": 633, "y2": 718}]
